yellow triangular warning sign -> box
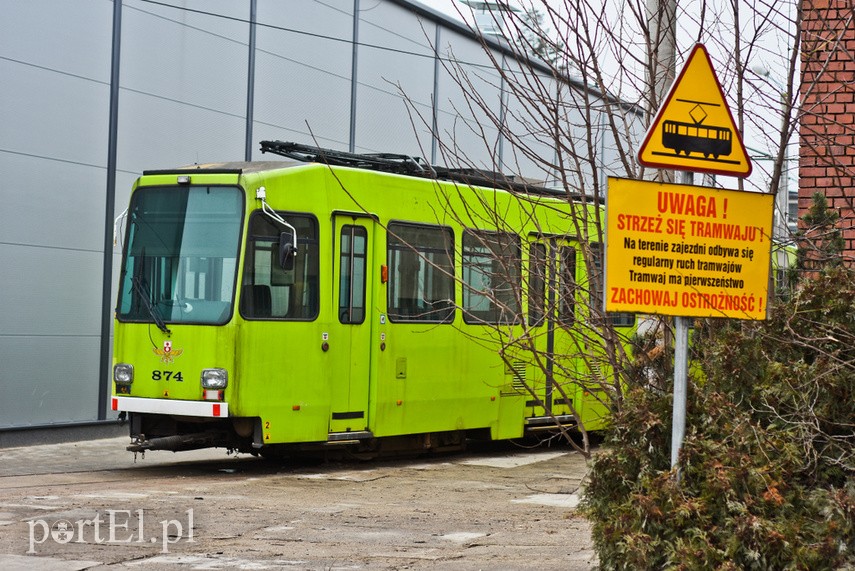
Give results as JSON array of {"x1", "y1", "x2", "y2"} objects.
[{"x1": 638, "y1": 43, "x2": 752, "y2": 177}]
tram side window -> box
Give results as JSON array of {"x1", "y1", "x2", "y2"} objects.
[
  {"x1": 387, "y1": 222, "x2": 454, "y2": 322},
  {"x1": 241, "y1": 212, "x2": 319, "y2": 320},
  {"x1": 339, "y1": 225, "x2": 367, "y2": 324},
  {"x1": 590, "y1": 243, "x2": 635, "y2": 327},
  {"x1": 559, "y1": 246, "x2": 576, "y2": 326},
  {"x1": 462, "y1": 230, "x2": 521, "y2": 324},
  {"x1": 528, "y1": 243, "x2": 547, "y2": 326}
]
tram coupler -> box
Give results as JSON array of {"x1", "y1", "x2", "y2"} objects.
[{"x1": 127, "y1": 432, "x2": 226, "y2": 453}]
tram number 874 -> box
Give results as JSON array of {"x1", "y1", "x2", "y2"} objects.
[{"x1": 152, "y1": 371, "x2": 184, "y2": 382}]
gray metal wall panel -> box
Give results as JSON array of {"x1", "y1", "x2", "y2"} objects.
[
  {"x1": 557, "y1": 97, "x2": 596, "y2": 190},
  {"x1": 252, "y1": 0, "x2": 354, "y2": 151},
  {"x1": 0, "y1": 60, "x2": 109, "y2": 171},
  {"x1": 0, "y1": 243, "x2": 102, "y2": 422},
  {"x1": 122, "y1": 0, "x2": 249, "y2": 115},
  {"x1": 0, "y1": 336, "x2": 101, "y2": 427},
  {"x1": 125, "y1": 0, "x2": 249, "y2": 42},
  {"x1": 251, "y1": 48, "x2": 352, "y2": 149},
  {"x1": 434, "y1": 30, "x2": 504, "y2": 170},
  {"x1": 118, "y1": 1, "x2": 248, "y2": 172},
  {"x1": 254, "y1": 0, "x2": 353, "y2": 70},
  {"x1": 592, "y1": 108, "x2": 645, "y2": 190},
  {"x1": 501, "y1": 66, "x2": 562, "y2": 185},
  {"x1": 0, "y1": 154, "x2": 106, "y2": 254},
  {"x1": 0, "y1": 1, "x2": 111, "y2": 428},
  {"x1": 114, "y1": 171, "x2": 142, "y2": 220},
  {"x1": 0, "y1": 1, "x2": 112, "y2": 82},
  {"x1": 0, "y1": 245, "x2": 103, "y2": 337},
  {"x1": 116, "y1": 90, "x2": 246, "y2": 173},
  {"x1": 354, "y1": 2, "x2": 436, "y2": 155}
]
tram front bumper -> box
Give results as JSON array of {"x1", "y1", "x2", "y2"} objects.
[{"x1": 111, "y1": 396, "x2": 228, "y2": 418}]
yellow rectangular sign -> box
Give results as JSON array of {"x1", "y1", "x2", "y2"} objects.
[{"x1": 605, "y1": 177, "x2": 774, "y2": 319}]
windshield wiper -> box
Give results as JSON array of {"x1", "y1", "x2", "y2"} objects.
[{"x1": 131, "y1": 276, "x2": 171, "y2": 334}]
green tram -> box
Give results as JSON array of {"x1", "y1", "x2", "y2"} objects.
[{"x1": 111, "y1": 141, "x2": 634, "y2": 456}]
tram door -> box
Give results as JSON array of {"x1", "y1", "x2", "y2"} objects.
[
  {"x1": 527, "y1": 237, "x2": 581, "y2": 419},
  {"x1": 329, "y1": 215, "x2": 375, "y2": 433}
]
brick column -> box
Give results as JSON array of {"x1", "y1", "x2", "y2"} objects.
[{"x1": 800, "y1": 1, "x2": 855, "y2": 260}]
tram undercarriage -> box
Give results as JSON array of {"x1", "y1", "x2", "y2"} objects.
[{"x1": 123, "y1": 411, "x2": 575, "y2": 459}]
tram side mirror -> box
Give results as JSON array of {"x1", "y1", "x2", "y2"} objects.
[{"x1": 278, "y1": 230, "x2": 295, "y2": 271}]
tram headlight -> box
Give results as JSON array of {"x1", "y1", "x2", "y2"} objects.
[
  {"x1": 113, "y1": 363, "x2": 134, "y2": 385},
  {"x1": 201, "y1": 368, "x2": 228, "y2": 390}
]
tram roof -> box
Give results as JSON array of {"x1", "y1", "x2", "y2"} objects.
[
  {"x1": 141, "y1": 142, "x2": 594, "y2": 202},
  {"x1": 143, "y1": 161, "x2": 303, "y2": 176}
]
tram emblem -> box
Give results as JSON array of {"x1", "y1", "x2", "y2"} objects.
[{"x1": 153, "y1": 340, "x2": 183, "y2": 364}]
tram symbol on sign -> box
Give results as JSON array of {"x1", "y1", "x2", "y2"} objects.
[{"x1": 659, "y1": 99, "x2": 733, "y2": 162}]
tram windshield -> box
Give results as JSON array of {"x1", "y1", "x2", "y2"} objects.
[{"x1": 116, "y1": 186, "x2": 243, "y2": 326}]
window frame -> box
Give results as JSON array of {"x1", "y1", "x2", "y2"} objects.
[
  {"x1": 240, "y1": 210, "x2": 320, "y2": 321},
  {"x1": 461, "y1": 229, "x2": 522, "y2": 325},
  {"x1": 527, "y1": 242, "x2": 547, "y2": 327},
  {"x1": 590, "y1": 242, "x2": 636, "y2": 328},
  {"x1": 338, "y1": 224, "x2": 368, "y2": 324},
  {"x1": 386, "y1": 221, "x2": 455, "y2": 324},
  {"x1": 558, "y1": 245, "x2": 577, "y2": 327},
  {"x1": 116, "y1": 184, "x2": 245, "y2": 327}
]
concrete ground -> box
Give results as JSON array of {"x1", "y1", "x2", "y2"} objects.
[{"x1": 0, "y1": 435, "x2": 597, "y2": 570}]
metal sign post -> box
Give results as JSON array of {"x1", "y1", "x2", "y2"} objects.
[
  {"x1": 671, "y1": 172, "x2": 693, "y2": 476},
  {"x1": 671, "y1": 315, "x2": 689, "y2": 474}
]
